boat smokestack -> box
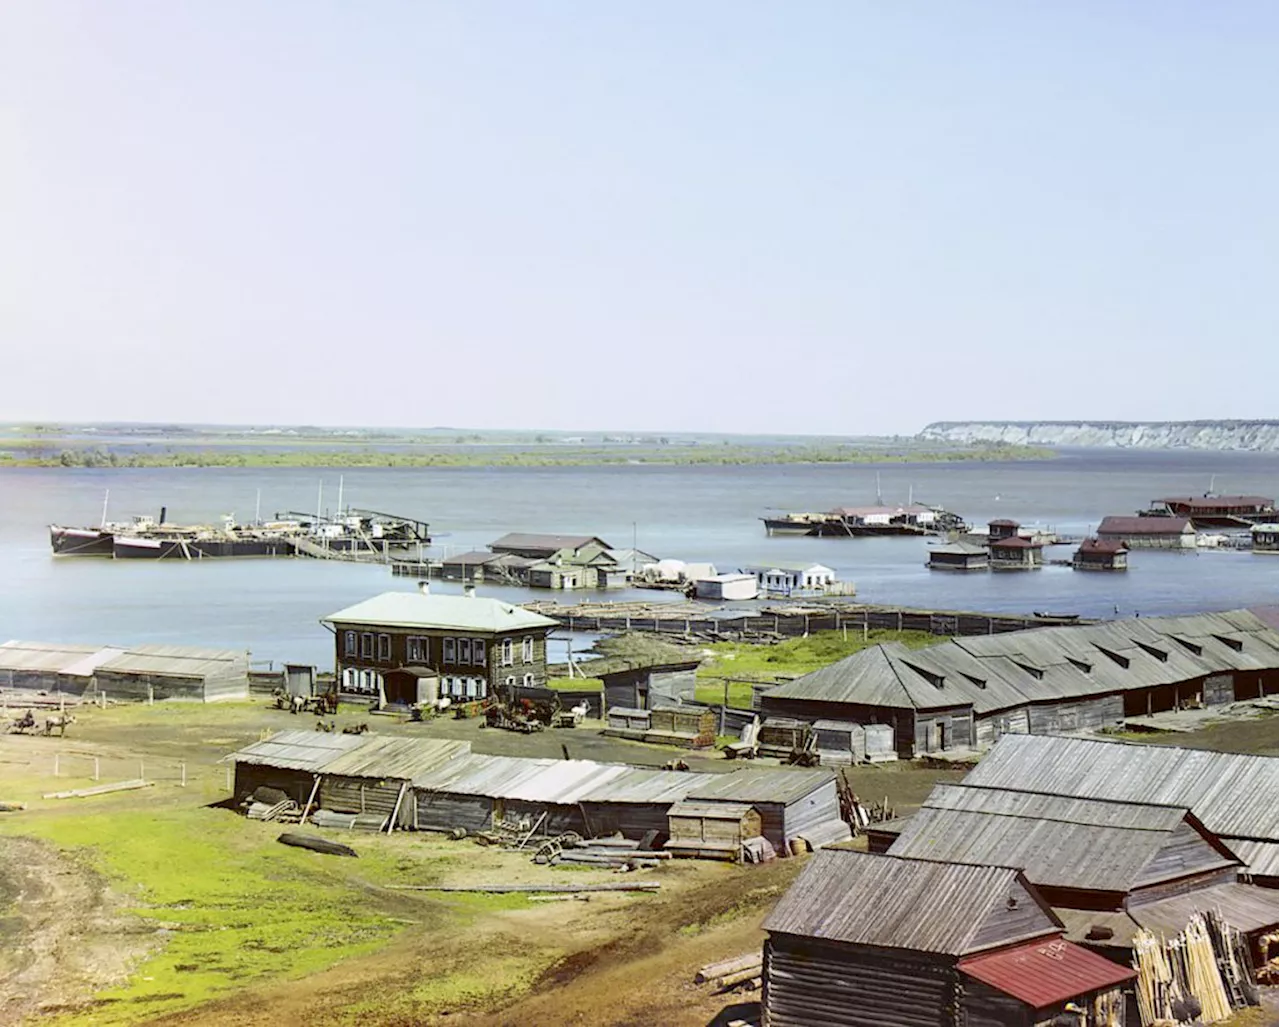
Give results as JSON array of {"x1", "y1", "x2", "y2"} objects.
[
  {"x1": 159, "y1": 506, "x2": 167, "y2": 525},
  {"x1": 463, "y1": 584, "x2": 476, "y2": 598},
  {"x1": 417, "y1": 580, "x2": 430, "y2": 596}
]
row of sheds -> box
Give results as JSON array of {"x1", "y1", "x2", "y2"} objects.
[
  {"x1": 0, "y1": 640, "x2": 250, "y2": 701},
  {"x1": 227, "y1": 730, "x2": 848, "y2": 858},
  {"x1": 760, "y1": 735, "x2": 1280, "y2": 1026},
  {"x1": 761, "y1": 609, "x2": 1279, "y2": 758}
]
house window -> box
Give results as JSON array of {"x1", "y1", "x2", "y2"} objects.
[
  {"x1": 477, "y1": 679, "x2": 487, "y2": 698},
  {"x1": 522, "y1": 637, "x2": 534, "y2": 664},
  {"x1": 472, "y1": 639, "x2": 486, "y2": 666},
  {"x1": 505, "y1": 675, "x2": 515, "y2": 688},
  {"x1": 465, "y1": 678, "x2": 477, "y2": 698},
  {"x1": 344, "y1": 630, "x2": 357, "y2": 656},
  {"x1": 377, "y1": 634, "x2": 391, "y2": 661},
  {"x1": 443, "y1": 637, "x2": 456, "y2": 663},
  {"x1": 407, "y1": 636, "x2": 424, "y2": 663},
  {"x1": 502, "y1": 638, "x2": 514, "y2": 666},
  {"x1": 523, "y1": 673, "x2": 534, "y2": 687},
  {"x1": 458, "y1": 638, "x2": 471, "y2": 665},
  {"x1": 342, "y1": 667, "x2": 359, "y2": 690},
  {"x1": 360, "y1": 633, "x2": 373, "y2": 658}
]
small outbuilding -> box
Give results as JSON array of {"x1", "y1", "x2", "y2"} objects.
[
  {"x1": 742, "y1": 563, "x2": 837, "y2": 596},
  {"x1": 810, "y1": 719, "x2": 866, "y2": 766},
  {"x1": 1073, "y1": 537, "x2": 1128, "y2": 571},
  {"x1": 762, "y1": 850, "x2": 1135, "y2": 1027},
  {"x1": 645, "y1": 705, "x2": 716, "y2": 748},
  {"x1": 694, "y1": 573, "x2": 759, "y2": 601},
  {"x1": 665, "y1": 800, "x2": 763, "y2": 861},
  {"x1": 604, "y1": 706, "x2": 652, "y2": 739},
  {"x1": 927, "y1": 541, "x2": 989, "y2": 572},
  {"x1": 987, "y1": 536, "x2": 1043, "y2": 571},
  {"x1": 688, "y1": 768, "x2": 845, "y2": 854}
]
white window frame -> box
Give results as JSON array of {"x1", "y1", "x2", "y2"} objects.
[
  {"x1": 523, "y1": 673, "x2": 534, "y2": 688},
  {"x1": 377, "y1": 633, "x2": 391, "y2": 662},
  {"x1": 360, "y1": 632, "x2": 373, "y2": 658},
  {"x1": 505, "y1": 675, "x2": 515, "y2": 688},
  {"x1": 407, "y1": 636, "x2": 424, "y2": 663},
  {"x1": 443, "y1": 637, "x2": 456, "y2": 663},
  {"x1": 458, "y1": 638, "x2": 471, "y2": 665},
  {"x1": 465, "y1": 677, "x2": 477, "y2": 699},
  {"x1": 502, "y1": 638, "x2": 514, "y2": 666},
  {"x1": 522, "y1": 636, "x2": 534, "y2": 664},
  {"x1": 472, "y1": 638, "x2": 486, "y2": 666},
  {"x1": 344, "y1": 630, "x2": 357, "y2": 656}
]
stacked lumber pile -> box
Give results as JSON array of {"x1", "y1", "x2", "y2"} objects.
[
  {"x1": 246, "y1": 799, "x2": 302, "y2": 823},
  {"x1": 532, "y1": 832, "x2": 670, "y2": 871},
  {"x1": 1132, "y1": 911, "x2": 1259, "y2": 1025},
  {"x1": 694, "y1": 951, "x2": 763, "y2": 994}
]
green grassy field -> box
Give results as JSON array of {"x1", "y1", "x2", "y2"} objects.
[{"x1": 695, "y1": 629, "x2": 938, "y2": 706}]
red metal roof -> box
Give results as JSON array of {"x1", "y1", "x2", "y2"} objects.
[
  {"x1": 959, "y1": 938, "x2": 1135, "y2": 1009},
  {"x1": 1158, "y1": 495, "x2": 1275, "y2": 511},
  {"x1": 1077, "y1": 538, "x2": 1127, "y2": 554},
  {"x1": 989, "y1": 536, "x2": 1038, "y2": 549}
]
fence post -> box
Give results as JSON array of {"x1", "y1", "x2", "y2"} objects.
[
  {"x1": 225, "y1": 765, "x2": 231, "y2": 790},
  {"x1": 139, "y1": 760, "x2": 145, "y2": 783},
  {"x1": 180, "y1": 763, "x2": 186, "y2": 788},
  {"x1": 94, "y1": 757, "x2": 100, "y2": 781},
  {"x1": 53, "y1": 754, "x2": 59, "y2": 777}
]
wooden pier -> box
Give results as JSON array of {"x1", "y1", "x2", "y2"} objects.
[{"x1": 521, "y1": 599, "x2": 1090, "y2": 641}]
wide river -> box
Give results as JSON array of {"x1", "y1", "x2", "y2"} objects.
[{"x1": 1, "y1": 449, "x2": 1276, "y2": 668}]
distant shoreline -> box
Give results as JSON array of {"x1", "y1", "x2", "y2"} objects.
[{"x1": 1, "y1": 443, "x2": 1056, "y2": 470}]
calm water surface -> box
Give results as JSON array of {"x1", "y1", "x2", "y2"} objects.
[{"x1": 0, "y1": 449, "x2": 1275, "y2": 666}]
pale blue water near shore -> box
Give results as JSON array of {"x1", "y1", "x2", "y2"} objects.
[{"x1": 0, "y1": 448, "x2": 1275, "y2": 667}]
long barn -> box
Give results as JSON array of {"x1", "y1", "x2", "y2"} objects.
[{"x1": 760, "y1": 609, "x2": 1278, "y2": 758}]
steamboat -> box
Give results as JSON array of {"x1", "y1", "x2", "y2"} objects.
[{"x1": 761, "y1": 503, "x2": 966, "y2": 538}]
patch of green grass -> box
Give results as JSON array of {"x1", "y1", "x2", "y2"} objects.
[
  {"x1": 0, "y1": 809, "x2": 439, "y2": 1025},
  {"x1": 545, "y1": 677, "x2": 603, "y2": 692},
  {"x1": 695, "y1": 629, "x2": 937, "y2": 706}
]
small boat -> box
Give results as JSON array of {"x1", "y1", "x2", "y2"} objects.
[{"x1": 49, "y1": 525, "x2": 115, "y2": 557}]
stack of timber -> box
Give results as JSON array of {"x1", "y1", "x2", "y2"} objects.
[
  {"x1": 532, "y1": 833, "x2": 670, "y2": 870},
  {"x1": 694, "y1": 951, "x2": 763, "y2": 994},
  {"x1": 246, "y1": 799, "x2": 303, "y2": 824},
  {"x1": 1132, "y1": 911, "x2": 1258, "y2": 1025},
  {"x1": 309, "y1": 809, "x2": 389, "y2": 832}
]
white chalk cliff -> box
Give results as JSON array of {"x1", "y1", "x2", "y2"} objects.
[{"x1": 918, "y1": 420, "x2": 1278, "y2": 452}]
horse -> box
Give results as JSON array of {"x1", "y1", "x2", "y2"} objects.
[
  {"x1": 8, "y1": 710, "x2": 36, "y2": 734},
  {"x1": 44, "y1": 713, "x2": 76, "y2": 737}
]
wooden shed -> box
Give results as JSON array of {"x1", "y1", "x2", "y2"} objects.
[
  {"x1": 645, "y1": 705, "x2": 716, "y2": 748},
  {"x1": 665, "y1": 800, "x2": 762, "y2": 861},
  {"x1": 757, "y1": 717, "x2": 810, "y2": 759},
  {"x1": 688, "y1": 769, "x2": 846, "y2": 855},
  {"x1": 863, "y1": 723, "x2": 897, "y2": 763},
  {"x1": 604, "y1": 706, "x2": 651, "y2": 740},
  {"x1": 811, "y1": 720, "x2": 866, "y2": 766},
  {"x1": 927, "y1": 541, "x2": 990, "y2": 572},
  {"x1": 600, "y1": 661, "x2": 699, "y2": 711},
  {"x1": 227, "y1": 730, "x2": 367, "y2": 808}
]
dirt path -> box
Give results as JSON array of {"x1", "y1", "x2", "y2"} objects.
[{"x1": 0, "y1": 836, "x2": 153, "y2": 1025}]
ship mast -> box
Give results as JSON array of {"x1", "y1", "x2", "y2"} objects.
[{"x1": 100, "y1": 489, "x2": 110, "y2": 528}]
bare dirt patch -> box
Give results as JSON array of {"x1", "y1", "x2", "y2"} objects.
[{"x1": 0, "y1": 835, "x2": 154, "y2": 1025}]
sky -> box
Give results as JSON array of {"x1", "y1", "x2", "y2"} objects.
[{"x1": 0, "y1": 2, "x2": 1276, "y2": 436}]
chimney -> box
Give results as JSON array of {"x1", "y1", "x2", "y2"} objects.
[
  {"x1": 417, "y1": 580, "x2": 430, "y2": 595},
  {"x1": 463, "y1": 585, "x2": 476, "y2": 599},
  {"x1": 159, "y1": 506, "x2": 167, "y2": 525}
]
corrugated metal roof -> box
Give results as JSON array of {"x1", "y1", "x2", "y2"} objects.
[
  {"x1": 888, "y1": 784, "x2": 1233, "y2": 893},
  {"x1": 0, "y1": 640, "x2": 244, "y2": 679},
  {"x1": 763, "y1": 850, "x2": 1052, "y2": 955},
  {"x1": 959, "y1": 937, "x2": 1134, "y2": 1007},
  {"x1": 1223, "y1": 840, "x2": 1279, "y2": 881},
  {"x1": 318, "y1": 736, "x2": 471, "y2": 780},
  {"x1": 1127, "y1": 882, "x2": 1279, "y2": 936},
  {"x1": 323, "y1": 591, "x2": 558, "y2": 632},
  {"x1": 229, "y1": 729, "x2": 365, "y2": 771},
  {"x1": 689, "y1": 768, "x2": 835, "y2": 805},
  {"x1": 964, "y1": 735, "x2": 1279, "y2": 846},
  {"x1": 411, "y1": 753, "x2": 633, "y2": 803},
  {"x1": 580, "y1": 767, "x2": 716, "y2": 804}
]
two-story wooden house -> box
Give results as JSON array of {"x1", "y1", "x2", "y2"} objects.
[{"x1": 322, "y1": 583, "x2": 559, "y2": 707}]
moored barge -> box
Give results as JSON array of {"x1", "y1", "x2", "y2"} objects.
[
  {"x1": 1139, "y1": 494, "x2": 1277, "y2": 529},
  {"x1": 762, "y1": 503, "x2": 966, "y2": 538}
]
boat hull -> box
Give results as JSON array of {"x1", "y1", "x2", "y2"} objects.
[{"x1": 49, "y1": 526, "x2": 114, "y2": 557}]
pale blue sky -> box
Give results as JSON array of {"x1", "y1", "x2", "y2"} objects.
[{"x1": 1, "y1": 2, "x2": 1275, "y2": 434}]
